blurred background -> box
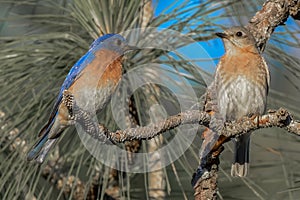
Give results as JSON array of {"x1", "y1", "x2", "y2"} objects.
[{"x1": 0, "y1": 0, "x2": 300, "y2": 199}]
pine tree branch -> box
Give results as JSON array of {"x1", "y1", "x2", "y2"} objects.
[{"x1": 73, "y1": 107, "x2": 299, "y2": 143}]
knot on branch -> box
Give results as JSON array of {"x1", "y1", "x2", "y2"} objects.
[
  {"x1": 276, "y1": 107, "x2": 291, "y2": 124},
  {"x1": 268, "y1": 108, "x2": 292, "y2": 127}
]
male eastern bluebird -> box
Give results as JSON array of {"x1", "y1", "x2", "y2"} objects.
[
  {"x1": 198, "y1": 26, "x2": 270, "y2": 179},
  {"x1": 27, "y1": 34, "x2": 137, "y2": 163},
  {"x1": 215, "y1": 26, "x2": 270, "y2": 176}
]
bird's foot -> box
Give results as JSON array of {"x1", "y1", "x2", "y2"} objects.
[{"x1": 248, "y1": 113, "x2": 260, "y2": 127}]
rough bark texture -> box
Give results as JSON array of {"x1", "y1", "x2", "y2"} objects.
[
  {"x1": 246, "y1": 0, "x2": 300, "y2": 51},
  {"x1": 77, "y1": 108, "x2": 299, "y2": 144},
  {"x1": 194, "y1": 164, "x2": 218, "y2": 200},
  {"x1": 93, "y1": 110, "x2": 210, "y2": 142}
]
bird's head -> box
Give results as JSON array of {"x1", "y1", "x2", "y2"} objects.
[
  {"x1": 216, "y1": 26, "x2": 258, "y2": 53},
  {"x1": 90, "y1": 34, "x2": 138, "y2": 55}
]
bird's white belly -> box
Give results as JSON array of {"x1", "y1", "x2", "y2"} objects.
[
  {"x1": 218, "y1": 76, "x2": 267, "y2": 121},
  {"x1": 73, "y1": 82, "x2": 116, "y2": 113}
]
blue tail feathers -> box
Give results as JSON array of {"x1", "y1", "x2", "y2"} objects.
[
  {"x1": 27, "y1": 119, "x2": 55, "y2": 161},
  {"x1": 27, "y1": 133, "x2": 49, "y2": 161}
]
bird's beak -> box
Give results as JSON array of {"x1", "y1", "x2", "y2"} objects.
[
  {"x1": 126, "y1": 45, "x2": 140, "y2": 51},
  {"x1": 215, "y1": 32, "x2": 228, "y2": 39}
]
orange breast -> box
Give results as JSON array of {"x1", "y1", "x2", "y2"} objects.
[
  {"x1": 218, "y1": 50, "x2": 266, "y2": 84},
  {"x1": 65, "y1": 49, "x2": 123, "y2": 112}
]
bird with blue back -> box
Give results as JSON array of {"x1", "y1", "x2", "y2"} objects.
[{"x1": 27, "y1": 34, "x2": 137, "y2": 163}]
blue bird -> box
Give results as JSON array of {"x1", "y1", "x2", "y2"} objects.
[{"x1": 27, "y1": 34, "x2": 137, "y2": 163}]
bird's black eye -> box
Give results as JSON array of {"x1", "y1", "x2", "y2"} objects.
[
  {"x1": 116, "y1": 39, "x2": 122, "y2": 46},
  {"x1": 236, "y1": 31, "x2": 243, "y2": 37}
]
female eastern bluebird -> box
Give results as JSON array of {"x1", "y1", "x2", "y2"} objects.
[
  {"x1": 213, "y1": 26, "x2": 270, "y2": 177},
  {"x1": 27, "y1": 34, "x2": 137, "y2": 163}
]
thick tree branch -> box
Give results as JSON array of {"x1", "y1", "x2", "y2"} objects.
[
  {"x1": 106, "y1": 110, "x2": 210, "y2": 142},
  {"x1": 246, "y1": 0, "x2": 300, "y2": 51},
  {"x1": 77, "y1": 108, "x2": 299, "y2": 143}
]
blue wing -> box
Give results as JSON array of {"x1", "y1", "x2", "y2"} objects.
[{"x1": 48, "y1": 51, "x2": 95, "y2": 120}]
